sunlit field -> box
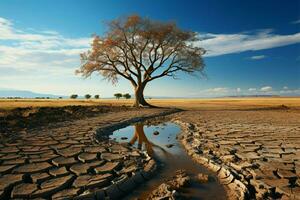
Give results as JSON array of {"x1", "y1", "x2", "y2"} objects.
[{"x1": 1, "y1": 97, "x2": 299, "y2": 110}]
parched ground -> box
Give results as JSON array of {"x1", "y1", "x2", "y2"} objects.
[
  {"x1": 172, "y1": 108, "x2": 300, "y2": 199},
  {"x1": 0, "y1": 108, "x2": 173, "y2": 199},
  {"x1": 1, "y1": 98, "x2": 300, "y2": 199}
]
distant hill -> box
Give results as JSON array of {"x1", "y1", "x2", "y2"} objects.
[{"x1": 0, "y1": 89, "x2": 63, "y2": 98}]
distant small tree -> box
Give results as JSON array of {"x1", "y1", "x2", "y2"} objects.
[
  {"x1": 94, "y1": 94, "x2": 100, "y2": 99},
  {"x1": 70, "y1": 94, "x2": 78, "y2": 99},
  {"x1": 114, "y1": 93, "x2": 122, "y2": 99},
  {"x1": 85, "y1": 94, "x2": 91, "y2": 99},
  {"x1": 59, "y1": 97, "x2": 63, "y2": 99},
  {"x1": 123, "y1": 93, "x2": 131, "y2": 99}
]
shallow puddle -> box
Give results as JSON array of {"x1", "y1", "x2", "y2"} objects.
[{"x1": 111, "y1": 122, "x2": 226, "y2": 200}]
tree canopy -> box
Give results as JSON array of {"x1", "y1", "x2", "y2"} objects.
[
  {"x1": 85, "y1": 94, "x2": 91, "y2": 99},
  {"x1": 114, "y1": 93, "x2": 122, "y2": 99},
  {"x1": 77, "y1": 15, "x2": 205, "y2": 107},
  {"x1": 70, "y1": 94, "x2": 78, "y2": 99},
  {"x1": 123, "y1": 93, "x2": 131, "y2": 99}
]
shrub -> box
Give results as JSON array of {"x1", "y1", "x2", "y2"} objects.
[
  {"x1": 85, "y1": 94, "x2": 91, "y2": 99},
  {"x1": 114, "y1": 93, "x2": 122, "y2": 99},
  {"x1": 70, "y1": 94, "x2": 78, "y2": 99},
  {"x1": 123, "y1": 93, "x2": 131, "y2": 99}
]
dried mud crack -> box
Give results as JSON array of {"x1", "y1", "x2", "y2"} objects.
[
  {"x1": 2, "y1": 106, "x2": 296, "y2": 200},
  {"x1": 171, "y1": 109, "x2": 300, "y2": 200},
  {"x1": 0, "y1": 108, "x2": 179, "y2": 199}
]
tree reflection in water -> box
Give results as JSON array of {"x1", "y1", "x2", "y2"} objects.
[{"x1": 129, "y1": 123, "x2": 169, "y2": 157}]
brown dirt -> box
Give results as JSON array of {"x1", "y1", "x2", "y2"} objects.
[
  {"x1": 171, "y1": 108, "x2": 300, "y2": 199},
  {"x1": 0, "y1": 108, "x2": 172, "y2": 199},
  {"x1": 0, "y1": 105, "x2": 132, "y2": 134},
  {"x1": 146, "y1": 170, "x2": 191, "y2": 200}
]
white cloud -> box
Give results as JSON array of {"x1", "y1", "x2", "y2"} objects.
[
  {"x1": 195, "y1": 29, "x2": 300, "y2": 57},
  {"x1": 260, "y1": 86, "x2": 272, "y2": 92},
  {"x1": 248, "y1": 88, "x2": 257, "y2": 91},
  {"x1": 283, "y1": 86, "x2": 289, "y2": 90},
  {"x1": 189, "y1": 86, "x2": 300, "y2": 97},
  {"x1": 291, "y1": 19, "x2": 300, "y2": 24},
  {"x1": 188, "y1": 87, "x2": 232, "y2": 97},
  {"x1": 205, "y1": 87, "x2": 228, "y2": 93},
  {"x1": 0, "y1": 18, "x2": 57, "y2": 41},
  {"x1": 249, "y1": 55, "x2": 266, "y2": 60},
  {"x1": 279, "y1": 88, "x2": 300, "y2": 94},
  {"x1": 0, "y1": 17, "x2": 91, "y2": 76}
]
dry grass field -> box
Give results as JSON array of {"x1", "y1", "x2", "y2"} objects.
[
  {"x1": 0, "y1": 97, "x2": 300, "y2": 110},
  {"x1": 144, "y1": 97, "x2": 300, "y2": 110}
]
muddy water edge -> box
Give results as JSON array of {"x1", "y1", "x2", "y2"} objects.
[{"x1": 109, "y1": 121, "x2": 227, "y2": 200}]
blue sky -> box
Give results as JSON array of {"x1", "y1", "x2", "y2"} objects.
[{"x1": 0, "y1": 0, "x2": 299, "y2": 97}]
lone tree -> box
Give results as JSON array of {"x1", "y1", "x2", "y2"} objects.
[
  {"x1": 85, "y1": 94, "x2": 91, "y2": 99},
  {"x1": 114, "y1": 93, "x2": 122, "y2": 99},
  {"x1": 77, "y1": 15, "x2": 205, "y2": 107},
  {"x1": 123, "y1": 93, "x2": 131, "y2": 99},
  {"x1": 70, "y1": 94, "x2": 78, "y2": 99},
  {"x1": 94, "y1": 94, "x2": 100, "y2": 99}
]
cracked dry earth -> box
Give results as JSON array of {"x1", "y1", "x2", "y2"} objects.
[
  {"x1": 0, "y1": 108, "x2": 172, "y2": 200},
  {"x1": 172, "y1": 109, "x2": 300, "y2": 199}
]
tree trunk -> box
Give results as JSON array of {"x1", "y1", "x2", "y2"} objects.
[{"x1": 133, "y1": 83, "x2": 153, "y2": 107}]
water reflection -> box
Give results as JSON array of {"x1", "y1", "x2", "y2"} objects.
[
  {"x1": 128, "y1": 123, "x2": 170, "y2": 157},
  {"x1": 129, "y1": 123, "x2": 154, "y2": 156},
  {"x1": 112, "y1": 122, "x2": 227, "y2": 200}
]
